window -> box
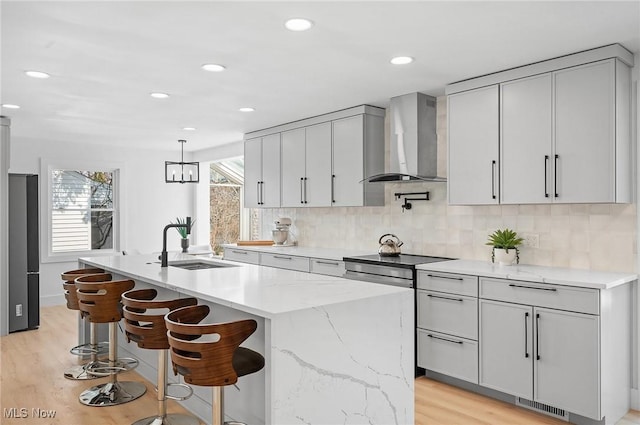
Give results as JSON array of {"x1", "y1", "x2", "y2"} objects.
[{"x1": 42, "y1": 159, "x2": 121, "y2": 262}]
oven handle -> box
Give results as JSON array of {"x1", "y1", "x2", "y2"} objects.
[{"x1": 343, "y1": 270, "x2": 413, "y2": 288}]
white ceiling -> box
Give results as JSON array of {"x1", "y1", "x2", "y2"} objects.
[{"x1": 2, "y1": 1, "x2": 639, "y2": 153}]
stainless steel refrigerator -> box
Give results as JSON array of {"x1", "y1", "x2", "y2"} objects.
[{"x1": 9, "y1": 174, "x2": 39, "y2": 332}]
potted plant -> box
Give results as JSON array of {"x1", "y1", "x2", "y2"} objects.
[
  {"x1": 173, "y1": 217, "x2": 195, "y2": 253},
  {"x1": 486, "y1": 228, "x2": 523, "y2": 266}
]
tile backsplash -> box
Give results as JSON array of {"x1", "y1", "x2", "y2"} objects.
[{"x1": 260, "y1": 97, "x2": 637, "y2": 273}]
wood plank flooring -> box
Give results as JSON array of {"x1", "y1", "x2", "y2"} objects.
[{"x1": 1, "y1": 305, "x2": 639, "y2": 425}]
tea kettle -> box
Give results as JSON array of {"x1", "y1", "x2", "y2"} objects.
[{"x1": 378, "y1": 234, "x2": 403, "y2": 257}]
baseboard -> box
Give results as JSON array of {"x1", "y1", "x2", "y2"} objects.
[{"x1": 631, "y1": 388, "x2": 640, "y2": 410}]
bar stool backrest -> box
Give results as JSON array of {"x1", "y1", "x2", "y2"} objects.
[
  {"x1": 121, "y1": 288, "x2": 198, "y2": 350},
  {"x1": 61, "y1": 268, "x2": 105, "y2": 310},
  {"x1": 165, "y1": 305, "x2": 258, "y2": 387},
  {"x1": 76, "y1": 275, "x2": 134, "y2": 323}
]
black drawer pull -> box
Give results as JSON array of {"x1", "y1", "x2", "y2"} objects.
[
  {"x1": 427, "y1": 294, "x2": 464, "y2": 302},
  {"x1": 427, "y1": 274, "x2": 463, "y2": 281},
  {"x1": 315, "y1": 260, "x2": 339, "y2": 266},
  {"x1": 508, "y1": 283, "x2": 557, "y2": 292},
  {"x1": 427, "y1": 334, "x2": 463, "y2": 345},
  {"x1": 273, "y1": 255, "x2": 293, "y2": 260},
  {"x1": 231, "y1": 250, "x2": 248, "y2": 255},
  {"x1": 524, "y1": 312, "x2": 529, "y2": 358}
]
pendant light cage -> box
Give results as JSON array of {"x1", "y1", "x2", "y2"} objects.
[{"x1": 165, "y1": 139, "x2": 199, "y2": 183}]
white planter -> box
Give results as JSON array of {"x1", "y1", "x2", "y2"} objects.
[{"x1": 493, "y1": 248, "x2": 517, "y2": 266}]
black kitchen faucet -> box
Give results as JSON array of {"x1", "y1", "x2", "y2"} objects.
[{"x1": 160, "y1": 217, "x2": 191, "y2": 267}]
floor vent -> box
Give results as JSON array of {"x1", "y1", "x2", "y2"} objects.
[{"x1": 516, "y1": 397, "x2": 569, "y2": 421}]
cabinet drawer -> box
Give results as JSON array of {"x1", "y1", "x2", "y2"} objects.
[
  {"x1": 417, "y1": 271, "x2": 478, "y2": 296},
  {"x1": 224, "y1": 248, "x2": 260, "y2": 265},
  {"x1": 417, "y1": 329, "x2": 478, "y2": 384},
  {"x1": 309, "y1": 258, "x2": 345, "y2": 277},
  {"x1": 417, "y1": 290, "x2": 478, "y2": 340},
  {"x1": 480, "y1": 278, "x2": 599, "y2": 315},
  {"x1": 260, "y1": 253, "x2": 310, "y2": 272}
]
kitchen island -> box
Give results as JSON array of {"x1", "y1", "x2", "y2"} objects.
[{"x1": 79, "y1": 253, "x2": 414, "y2": 425}]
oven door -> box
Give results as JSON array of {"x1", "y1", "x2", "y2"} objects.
[{"x1": 343, "y1": 269, "x2": 413, "y2": 288}]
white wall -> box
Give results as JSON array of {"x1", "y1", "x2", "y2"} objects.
[
  {"x1": 0, "y1": 117, "x2": 11, "y2": 336},
  {"x1": 9, "y1": 136, "x2": 197, "y2": 306}
]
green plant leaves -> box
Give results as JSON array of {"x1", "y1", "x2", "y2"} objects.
[{"x1": 486, "y1": 228, "x2": 523, "y2": 249}]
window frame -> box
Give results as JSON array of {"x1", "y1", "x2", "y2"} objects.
[{"x1": 40, "y1": 158, "x2": 124, "y2": 263}]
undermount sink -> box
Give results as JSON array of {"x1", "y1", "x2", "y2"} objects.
[{"x1": 166, "y1": 261, "x2": 236, "y2": 270}]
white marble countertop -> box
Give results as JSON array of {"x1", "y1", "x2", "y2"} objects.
[
  {"x1": 416, "y1": 259, "x2": 637, "y2": 290},
  {"x1": 221, "y1": 244, "x2": 372, "y2": 261},
  {"x1": 79, "y1": 253, "x2": 410, "y2": 319}
]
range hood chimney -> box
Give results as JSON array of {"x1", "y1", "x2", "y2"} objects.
[{"x1": 365, "y1": 92, "x2": 445, "y2": 183}]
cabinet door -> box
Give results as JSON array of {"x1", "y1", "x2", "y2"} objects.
[
  {"x1": 448, "y1": 85, "x2": 499, "y2": 205},
  {"x1": 260, "y1": 133, "x2": 281, "y2": 208},
  {"x1": 332, "y1": 115, "x2": 364, "y2": 207},
  {"x1": 281, "y1": 128, "x2": 306, "y2": 207},
  {"x1": 501, "y1": 74, "x2": 553, "y2": 204},
  {"x1": 479, "y1": 299, "x2": 533, "y2": 399},
  {"x1": 244, "y1": 137, "x2": 262, "y2": 208},
  {"x1": 304, "y1": 122, "x2": 332, "y2": 207},
  {"x1": 534, "y1": 308, "x2": 600, "y2": 419},
  {"x1": 554, "y1": 60, "x2": 615, "y2": 203}
]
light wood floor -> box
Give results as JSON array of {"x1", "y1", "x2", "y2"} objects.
[{"x1": 1, "y1": 305, "x2": 639, "y2": 425}]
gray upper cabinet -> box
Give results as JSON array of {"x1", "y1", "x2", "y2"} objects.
[
  {"x1": 447, "y1": 45, "x2": 633, "y2": 205},
  {"x1": 244, "y1": 105, "x2": 385, "y2": 208},
  {"x1": 500, "y1": 73, "x2": 553, "y2": 204},
  {"x1": 244, "y1": 133, "x2": 281, "y2": 208},
  {"x1": 448, "y1": 85, "x2": 500, "y2": 205},
  {"x1": 281, "y1": 123, "x2": 332, "y2": 207}
]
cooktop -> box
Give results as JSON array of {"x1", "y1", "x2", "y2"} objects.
[{"x1": 342, "y1": 254, "x2": 455, "y2": 269}]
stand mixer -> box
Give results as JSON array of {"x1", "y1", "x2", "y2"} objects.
[{"x1": 272, "y1": 217, "x2": 295, "y2": 246}]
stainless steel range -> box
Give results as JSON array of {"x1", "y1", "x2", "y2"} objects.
[
  {"x1": 342, "y1": 253, "x2": 455, "y2": 376},
  {"x1": 342, "y1": 254, "x2": 454, "y2": 288}
]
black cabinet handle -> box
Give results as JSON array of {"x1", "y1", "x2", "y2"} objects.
[
  {"x1": 231, "y1": 250, "x2": 248, "y2": 255},
  {"x1": 315, "y1": 260, "x2": 339, "y2": 266},
  {"x1": 273, "y1": 255, "x2": 293, "y2": 260},
  {"x1": 427, "y1": 334, "x2": 463, "y2": 345},
  {"x1": 257, "y1": 181, "x2": 261, "y2": 205},
  {"x1": 427, "y1": 294, "x2": 464, "y2": 302},
  {"x1": 554, "y1": 154, "x2": 559, "y2": 198},
  {"x1": 544, "y1": 155, "x2": 549, "y2": 198},
  {"x1": 427, "y1": 274, "x2": 463, "y2": 281},
  {"x1": 304, "y1": 177, "x2": 308, "y2": 204},
  {"x1": 508, "y1": 283, "x2": 557, "y2": 292},
  {"x1": 331, "y1": 174, "x2": 336, "y2": 203},
  {"x1": 300, "y1": 177, "x2": 304, "y2": 204},
  {"x1": 524, "y1": 312, "x2": 529, "y2": 358},
  {"x1": 536, "y1": 313, "x2": 541, "y2": 360},
  {"x1": 491, "y1": 160, "x2": 497, "y2": 200}
]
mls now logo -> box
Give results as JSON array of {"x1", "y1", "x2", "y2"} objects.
[{"x1": 3, "y1": 408, "x2": 28, "y2": 418}]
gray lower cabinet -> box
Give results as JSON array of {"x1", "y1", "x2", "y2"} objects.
[
  {"x1": 309, "y1": 258, "x2": 345, "y2": 277},
  {"x1": 259, "y1": 253, "x2": 310, "y2": 272},
  {"x1": 416, "y1": 271, "x2": 479, "y2": 384},
  {"x1": 479, "y1": 278, "x2": 600, "y2": 420},
  {"x1": 223, "y1": 248, "x2": 260, "y2": 264}
]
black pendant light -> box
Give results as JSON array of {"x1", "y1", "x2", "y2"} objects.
[{"x1": 165, "y1": 139, "x2": 199, "y2": 183}]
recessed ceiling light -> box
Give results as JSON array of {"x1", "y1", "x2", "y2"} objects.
[
  {"x1": 239, "y1": 107, "x2": 255, "y2": 112},
  {"x1": 285, "y1": 18, "x2": 314, "y2": 31},
  {"x1": 201, "y1": 64, "x2": 226, "y2": 72},
  {"x1": 390, "y1": 56, "x2": 414, "y2": 65},
  {"x1": 1, "y1": 104, "x2": 20, "y2": 109},
  {"x1": 150, "y1": 92, "x2": 170, "y2": 99},
  {"x1": 182, "y1": 127, "x2": 196, "y2": 131},
  {"x1": 25, "y1": 70, "x2": 50, "y2": 79}
]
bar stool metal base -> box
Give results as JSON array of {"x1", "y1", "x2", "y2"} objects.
[
  {"x1": 79, "y1": 381, "x2": 146, "y2": 407},
  {"x1": 63, "y1": 364, "x2": 101, "y2": 380},
  {"x1": 132, "y1": 413, "x2": 200, "y2": 425}
]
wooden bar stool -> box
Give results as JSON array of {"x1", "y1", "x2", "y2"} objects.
[
  {"x1": 165, "y1": 305, "x2": 265, "y2": 425},
  {"x1": 76, "y1": 274, "x2": 146, "y2": 406},
  {"x1": 122, "y1": 288, "x2": 200, "y2": 425},
  {"x1": 61, "y1": 267, "x2": 109, "y2": 381}
]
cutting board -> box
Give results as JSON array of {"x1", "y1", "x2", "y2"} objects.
[{"x1": 236, "y1": 240, "x2": 274, "y2": 246}]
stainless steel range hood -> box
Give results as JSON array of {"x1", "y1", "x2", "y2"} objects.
[{"x1": 364, "y1": 92, "x2": 446, "y2": 183}]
